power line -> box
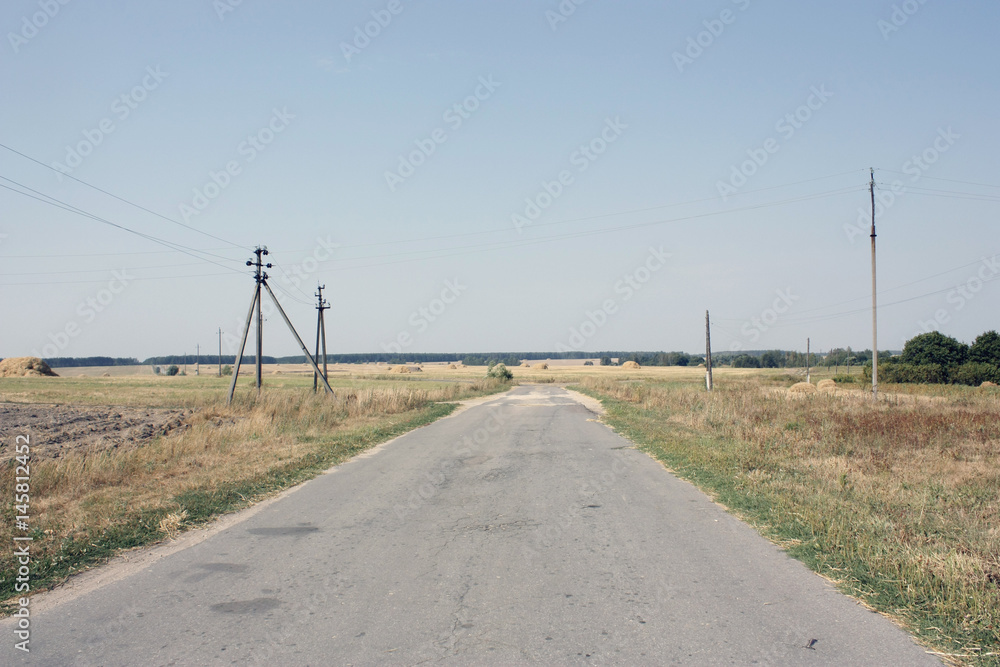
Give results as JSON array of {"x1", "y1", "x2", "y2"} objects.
[
  {"x1": 306, "y1": 186, "x2": 862, "y2": 273},
  {"x1": 0, "y1": 177, "x2": 243, "y2": 273},
  {"x1": 0, "y1": 142, "x2": 247, "y2": 249}
]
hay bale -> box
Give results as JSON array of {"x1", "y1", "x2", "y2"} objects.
[
  {"x1": 448, "y1": 364, "x2": 458, "y2": 369},
  {"x1": 532, "y1": 363, "x2": 549, "y2": 370},
  {"x1": 102, "y1": 372, "x2": 111, "y2": 377},
  {"x1": 788, "y1": 382, "x2": 817, "y2": 395},
  {"x1": 982, "y1": 381, "x2": 998, "y2": 388},
  {"x1": 0, "y1": 357, "x2": 58, "y2": 378},
  {"x1": 522, "y1": 361, "x2": 532, "y2": 367},
  {"x1": 622, "y1": 360, "x2": 641, "y2": 369},
  {"x1": 391, "y1": 365, "x2": 414, "y2": 374},
  {"x1": 817, "y1": 379, "x2": 837, "y2": 393}
]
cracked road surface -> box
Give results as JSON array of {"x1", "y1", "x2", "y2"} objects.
[{"x1": 4, "y1": 385, "x2": 940, "y2": 665}]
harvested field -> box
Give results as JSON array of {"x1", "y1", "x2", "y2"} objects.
[{"x1": 0, "y1": 403, "x2": 191, "y2": 462}]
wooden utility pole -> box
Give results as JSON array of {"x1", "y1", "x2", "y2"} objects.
[
  {"x1": 870, "y1": 168, "x2": 879, "y2": 401},
  {"x1": 195, "y1": 343, "x2": 200, "y2": 376},
  {"x1": 218, "y1": 328, "x2": 222, "y2": 377},
  {"x1": 705, "y1": 310, "x2": 713, "y2": 391},
  {"x1": 313, "y1": 285, "x2": 330, "y2": 393}
]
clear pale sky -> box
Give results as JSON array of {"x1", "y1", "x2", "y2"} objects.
[{"x1": 2, "y1": 0, "x2": 998, "y2": 359}]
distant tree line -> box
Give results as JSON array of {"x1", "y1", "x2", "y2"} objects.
[
  {"x1": 864, "y1": 331, "x2": 1000, "y2": 385},
  {"x1": 43, "y1": 357, "x2": 141, "y2": 367}
]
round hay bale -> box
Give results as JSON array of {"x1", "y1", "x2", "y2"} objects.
[
  {"x1": 788, "y1": 382, "x2": 817, "y2": 395},
  {"x1": 532, "y1": 363, "x2": 549, "y2": 370},
  {"x1": 102, "y1": 372, "x2": 111, "y2": 377},
  {"x1": 982, "y1": 381, "x2": 998, "y2": 388},
  {"x1": 622, "y1": 360, "x2": 641, "y2": 369},
  {"x1": 448, "y1": 364, "x2": 458, "y2": 369},
  {"x1": 391, "y1": 365, "x2": 413, "y2": 374},
  {"x1": 0, "y1": 357, "x2": 59, "y2": 378},
  {"x1": 817, "y1": 379, "x2": 837, "y2": 393}
]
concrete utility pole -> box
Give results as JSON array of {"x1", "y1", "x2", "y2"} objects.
[
  {"x1": 196, "y1": 343, "x2": 200, "y2": 376},
  {"x1": 870, "y1": 168, "x2": 879, "y2": 401},
  {"x1": 253, "y1": 247, "x2": 267, "y2": 392},
  {"x1": 705, "y1": 310, "x2": 713, "y2": 391},
  {"x1": 314, "y1": 285, "x2": 330, "y2": 393},
  {"x1": 806, "y1": 338, "x2": 810, "y2": 383},
  {"x1": 227, "y1": 246, "x2": 335, "y2": 404},
  {"x1": 218, "y1": 328, "x2": 222, "y2": 377}
]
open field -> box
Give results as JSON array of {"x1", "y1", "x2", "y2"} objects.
[
  {"x1": 5, "y1": 362, "x2": 994, "y2": 663},
  {"x1": 0, "y1": 371, "x2": 510, "y2": 605},
  {"x1": 578, "y1": 374, "x2": 1000, "y2": 666}
]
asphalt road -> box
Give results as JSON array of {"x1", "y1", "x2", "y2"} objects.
[{"x1": 4, "y1": 385, "x2": 941, "y2": 665}]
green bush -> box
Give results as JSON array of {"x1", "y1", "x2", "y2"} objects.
[
  {"x1": 863, "y1": 362, "x2": 947, "y2": 384},
  {"x1": 486, "y1": 363, "x2": 513, "y2": 381},
  {"x1": 948, "y1": 362, "x2": 1000, "y2": 386},
  {"x1": 166, "y1": 365, "x2": 179, "y2": 376}
]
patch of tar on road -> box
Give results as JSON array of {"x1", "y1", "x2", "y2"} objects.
[
  {"x1": 247, "y1": 525, "x2": 320, "y2": 537},
  {"x1": 210, "y1": 597, "x2": 281, "y2": 614}
]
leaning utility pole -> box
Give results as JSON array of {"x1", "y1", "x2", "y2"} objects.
[
  {"x1": 870, "y1": 168, "x2": 879, "y2": 401},
  {"x1": 227, "y1": 246, "x2": 335, "y2": 404},
  {"x1": 705, "y1": 310, "x2": 714, "y2": 391},
  {"x1": 313, "y1": 285, "x2": 330, "y2": 393}
]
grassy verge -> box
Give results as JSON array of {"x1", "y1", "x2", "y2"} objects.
[
  {"x1": 0, "y1": 376, "x2": 511, "y2": 608},
  {"x1": 577, "y1": 376, "x2": 1000, "y2": 666}
]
